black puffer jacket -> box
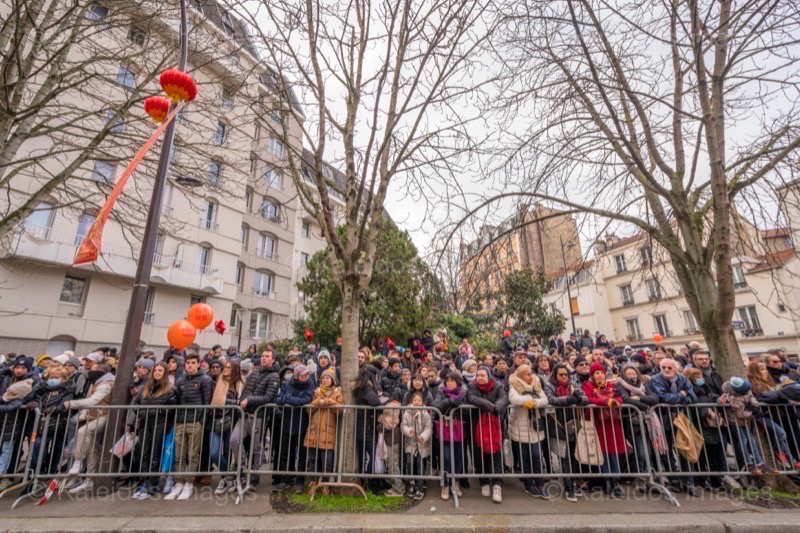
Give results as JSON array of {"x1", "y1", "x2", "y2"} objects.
[
  {"x1": 0, "y1": 369, "x2": 41, "y2": 401},
  {"x1": 380, "y1": 369, "x2": 401, "y2": 397},
  {"x1": 128, "y1": 385, "x2": 178, "y2": 426},
  {"x1": 354, "y1": 383, "x2": 383, "y2": 439},
  {"x1": 241, "y1": 361, "x2": 280, "y2": 415},
  {"x1": 0, "y1": 398, "x2": 31, "y2": 442},
  {"x1": 32, "y1": 381, "x2": 74, "y2": 430},
  {"x1": 466, "y1": 379, "x2": 508, "y2": 415},
  {"x1": 174, "y1": 372, "x2": 213, "y2": 423}
]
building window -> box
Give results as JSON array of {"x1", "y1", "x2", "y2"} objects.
[
  {"x1": 91, "y1": 160, "x2": 115, "y2": 185},
  {"x1": 267, "y1": 137, "x2": 285, "y2": 158},
  {"x1": 244, "y1": 188, "x2": 253, "y2": 212},
  {"x1": 683, "y1": 310, "x2": 698, "y2": 334},
  {"x1": 249, "y1": 311, "x2": 270, "y2": 338},
  {"x1": 215, "y1": 121, "x2": 229, "y2": 145},
  {"x1": 60, "y1": 275, "x2": 88, "y2": 304},
  {"x1": 302, "y1": 167, "x2": 314, "y2": 184},
  {"x1": 646, "y1": 278, "x2": 662, "y2": 301},
  {"x1": 190, "y1": 294, "x2": 206, "y2": 306},
  {"x1": 144, "y1": 287, "x2": 155, "y2": 324},
  {"x1": 302, "y1": 221, "x2": 311, "y2": 238},
  {"x1": 74, "y1": 213, "x2": 96, "y2": 246},
  {"x1": 653, "y1": 314, "x2": 670, "y2": 337},
  {"x1": 198, "y1": 245, "x2": 212, "y2": 274},
  {"x1": 230, "y1": 306, "x2": 240, "y2": 328},
  {"x1": 300, "y1": 252, "x2": 310, "y2": 266},
  {"x1": 128, "y1": 25, "x2": 147, "y2": 47},
  {"x1": 570, "y1": 297, "x2": 580, "y2": 316},
  {"x1": 253, "y1": 271, "x2": 274, "y2": 298},
  {"x1": 221, "y1": 86, "x2": 234, "y2": 109},
  {"x1": 208, "y1": 160, "x2": 223, "y2": 186},
  {"x1": 221, "y1": 11, "x2": 236, "y2": 35},
  {"x1": 116, "y1": 65, "x2": 136, "y2": 88},
  {"x1": 241, "y1": 224, "x2": 249, "y2": 249},
  {"x1": 620, "y1": 284, "x2": 634, "y2": 306},
  {"x1": 201, "y1": 200, "x2": 217, "y2": 230},
  {"x1": 733, "y1": 265, "x2": 747, "y2": 289},
  {"x1": 264, "y1": 165, "x2": 282, "y2": 190},
  {"x1": 779, "y1": 303, "x2": 787, "y2": 313},
  {"x1": 640, "y1": 246, "x2": 653, "y2": 267},
  {"x1": 25, "y1": 202, "x2": 55, "y2": 235},
  {"x1": 235, "y1": 263, "x2": 244, "y2": 290},
  {"x1": 254, "y1": 122, "x2": 262, "y2": 142},
  {"x1": 614, "y1": 254, "x2": 627, "y2": 274},
  {"x1": 625, "y1": 318, "x2": 641, "y2": 340},
  {"x1": 269, "y1": 109, "x2": 284, "y2": 126},
  {"x1": 257, "y1": 233, "x2": 276, "y2": 259},
  {"x1": 250, "y1": 157, "x2": 258, "y2": 176},
  {"x1": 87, "y1": 3, "x2": 109, "y2": 21},
  {"x1": 737, "y1": 306, "x2": 762, "y2": 333},
  {"x1": 260, "y1": 199, "x2": 280, "y2": 222},
  {"x1": 105, "y1": 110, "x2": 124, "y2": 133}
]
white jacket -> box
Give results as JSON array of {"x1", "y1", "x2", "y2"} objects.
[
  {"x1": 401, "y1": 409, "x2": 432, "y2": 458},
  {"x1": 507, "y1": 373, "x2": 548, "y2": 443}
]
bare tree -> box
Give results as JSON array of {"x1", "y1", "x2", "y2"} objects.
[
  {"x1": 230, "y1": 0, "x2": 497, "y2": 402},
  {"x1": 475, "y1": 0, "x2": 800, "y2": 377}
]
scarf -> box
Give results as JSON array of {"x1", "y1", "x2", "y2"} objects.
[
  {"x1": 319, "y1": 384, "x2": 334, "y2": 397},
  {"x1": 442, "y1": 385, "x2": 464, "y2": 401},
  {"x1": 668, "y1": 375, "x2": 678, "y2": 394},
  {"x1": 211, "y1": 377, "x2": 243, "y2": 407},
  {"x1": 556, "y1": 381, "x2": 572, "y2": 398},
  {"x1": 476, "y1": 379, "x2": 495, "y2": 394},
  {"x1": 617, "y1": 377, "x2": 646, "y2": 396},
  {"x1": 462, "y1": 370, "x2": 476, "y2": 383}
]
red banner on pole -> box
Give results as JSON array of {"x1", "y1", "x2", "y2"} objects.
[{"x1": 74, "y1": 102, "x2": 185, "y2": 266}]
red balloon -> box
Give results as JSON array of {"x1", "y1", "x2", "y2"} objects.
[
  {"x1": 653, "y1": 333, "x2": 664, "y2": 343},
  {"x1": 214, "y1": 320, "x2": 226, "y2": 335},
  {"x1": 168, "y1": 320, "x2": 196, "y2": 350},
  {"x1": 303, "y1": 329, "x2": 313, "y2": 342},
  {"x1": 187, "y1": 303, "x2": 214, "y2": 330}
]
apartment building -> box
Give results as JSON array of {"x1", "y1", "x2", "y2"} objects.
[
  {"x1": 0, "y1": 1, "x2": 333, "y2": 356},
  {"x1": 544, "y1": 206, "x2": 800, "y2": 357}
]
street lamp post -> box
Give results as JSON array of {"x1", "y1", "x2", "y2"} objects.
[
  {"x1": 112, "y1": 0, "x2": 189, "y2": 405},
  {"x1": 560, "y1": 235, "x2": 578, "y2": 338}
]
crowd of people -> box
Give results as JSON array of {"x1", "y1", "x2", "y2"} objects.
[{"x1": 0, "y1": 327, "x2": 799, "y2": 506}]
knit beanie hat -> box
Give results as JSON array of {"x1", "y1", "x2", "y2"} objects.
[
  {"x1": 53, "y1": 354, "x2": 70, "y2": 365},
  {"x1": 12, "y1": 355, "x2": 33, "y2": 372},
  {"x1": 135, "y1": 358, "x2": 155, "y2": 371},
  {"x1": 631, "y1": 354, "x2": 647, "y2": 365},
  {"x1": 730, "y1": 377, "x2": 752, "y2": 395},
  {"x1": 3, "y1": 379, "x2": 33, "y2": 401},
  {"x1": 321, "y1": 368, "x2": 337, "y2": 386},
  {"x1": 66, "y1": 357, "x2": 83, "y2": 371},
  {"x1": 589, "y1": 362, "x2": 606, "y2": 376}
]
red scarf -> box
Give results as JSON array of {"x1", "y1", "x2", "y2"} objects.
[
  {"x1": 556, "y1": 381, "x2": 572, "y2": 397},
  {"x1": 476, "y1": 379, "x2": 495, "y2": 394}
]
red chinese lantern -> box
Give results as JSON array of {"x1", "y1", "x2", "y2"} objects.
[
  {"x1": 303, "y1": 329, "x2": 313, "y2": 342},
  {"x1": 167, "y1": 320, "x2": 196, "y2": 350},
  {"x1": 143, "y1": 96, "x2": 171, "y2": 123},
  {"x1": 187, "y1": 303, "x2": 214, "y2": 330},
  {"x1": 160, "y1": 69, "x2": 198, "y2": 103},
  {"x1": 653, "y1": 333, "x2": 664, "y2": 344},
  {"x1": 214, "y1": 320, "x2": 226, "y2": 335}
]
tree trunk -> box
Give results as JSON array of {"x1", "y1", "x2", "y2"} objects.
[
  {"x1": 339, "y1": 283, "x2": 361, "y2": 479},
  {"x1": 703, "y1": 323, "x2": 744, "y2": 379}
]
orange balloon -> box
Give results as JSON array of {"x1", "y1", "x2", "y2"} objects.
[
  {"x1": 653, "y1": 333, "x2": 664, "y2": 343},
  {"x1": 168, "y1": 320, "x2": 196, "y2": 350},
  {"x1": 187, "y1": 303, "x2": 214, "y2": 330}
]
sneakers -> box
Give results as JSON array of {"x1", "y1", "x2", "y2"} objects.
[
  {"x1": 441, "y1": 486, "x2": 450, "y2": 500},
  {"x1": 412, "y1": 487, "x2": 425, "y2": 500},
  {"x1": 0, "y1": 478, "x2": 14, "y2": 492},
  {"x1": 68, "y1": 479, "x2": 93, "y2": 495},
  {"x1": 610, "y1": 486, "x2": 625, "y2": 499},
  {"x1": 524, "y1": 485, "x2": 544, "y2": 498},
  {"x1": 133, "y1": 486, "x2": 153, "y2": 500},
  {"x1": 67, "y1": 460, "x2": 82, "y2": 476},
  {"x1": 385, "y1": 488, "x2": 405, "y2": 497},
  {"x1": 163, "y1": 476, "x2": 175, "y2": 494},
  {"x1": 491, "y1": 484, "x2": 502, "y2": 503},
  {"x1": 163, "y1": 482, "x2": 184, "y2": 501},
  {"x1": 453, "y1": 484, "x2": 462, "y2": 498},
  {"x1": 574, "y1": 487, "x2": 585, "y2": 498},
  {"x1": 294, "y1": 481, "x2": 305, "y2": 494},
  {"x1": 215, "y1": 478, "x2": 229, "y2": 496},
  {"x1": 776, "y1": 453, "x2": 791, "y2": 469},
  {"x1": 686, "y1": 485, "x2": 701, "y2": 498},
  {"x1": 177, "y1": 482, "x2": 194, "y2": 500},
  {"x1": 481, "y1": 484, "x2": 491, "y2": 497},
  {"x1": 565, "y1": 489, "x2": 578, "y2": 502},
  {"x1": 723, "y1": 476, "x2": 742, "y2": 490},
  {"x1": 272, "y1": 481, "x2": 290, "y2": 492}
]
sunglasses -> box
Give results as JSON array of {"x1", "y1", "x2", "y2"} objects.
[{"x1": 577, "y1": 362, "x2": 589, "y2": 366}]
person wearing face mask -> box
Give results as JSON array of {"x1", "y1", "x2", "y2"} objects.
[
  {"x1": 63, "y1": 363, "x2": 115, "y2": 494},
  {"x1": 274, "y1": 364, "x2": 315, "y2": 493},
  {"x1": 130, "y1": 359, "x2": 154, "y2": 399},
  {"x1": 27, "y1": 367, "x2": 74, "y2": 478}
]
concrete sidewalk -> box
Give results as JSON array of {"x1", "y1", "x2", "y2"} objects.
[{"x1": 2, "y1": 511, "x2": 800, "y2": 532}]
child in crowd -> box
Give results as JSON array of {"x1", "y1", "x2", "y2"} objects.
[{"x1": 401, "y1": 391, "x2": 432, "y2": 499}]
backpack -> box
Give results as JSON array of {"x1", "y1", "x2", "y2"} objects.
[{"x1": 474, "y1": 412, "x2": 502, "y2": 453}]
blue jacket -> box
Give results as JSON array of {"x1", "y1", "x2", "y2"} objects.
[
  {"x1": 276, "y1": 377, "x2": 315, "y2": 434},
  {"x1": 649, "y1": 373, "x2": 696, "y2": 405}
]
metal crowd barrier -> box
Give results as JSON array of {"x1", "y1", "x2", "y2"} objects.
[
  {"x1": 4, "y1": 400, "x2": 800, "y2": 509},
  {"x1": 14, "y1": 405, "x2": 246, "y2": 507},
  {"x1": 246, "y1": 403, "x2": 446, "y2": 498},
  {"x1": 0, "y1": 409, "x2": 40, "y2": 500}
]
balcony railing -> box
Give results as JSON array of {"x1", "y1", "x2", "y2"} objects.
[
  {"x1": 255, "y1": 248, "x2": 279, "y2": 261},
  {"x1": 252, "y1": 288, "x2": 276, "y2": 300},
  {"x1": 683, "y1": 328, "x2": 701, "y2": 336},
  {"x1": 626, "y1": 334, "x2": 642, "y2": 341},
  {"x1": 734, "y1": 281, "x2": 749, "y2": 290},
  {"x1": 622, "y1": 299, "x2": 635, "y2": 307},
  {"x1": 742, "y1": 327, "x2": 764, "y2": 337},
  {"x1": 249, "y1": 328, "x2": 270, "y2": 338},
  {"x1": 648, "y1": 294, "x2": 662, "y2": 302},
  {"x1": 198, "y1": 218, "x2": 219, "y2": 232}
]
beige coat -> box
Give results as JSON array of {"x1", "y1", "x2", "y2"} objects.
[
  {"x1": 304, "y1": 388, "x2": 344, "y2": 450},
  {"x1": 401, "y1": 409, "x2": 433, "y2": 458},
  {"x1": 507, "y1": 373, "x2": 549, "y2": 443}
]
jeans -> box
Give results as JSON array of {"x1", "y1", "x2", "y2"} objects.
[
  {"x1": 628, "y1": 431, "x2": 648, "y2": 474},
  {"x1": 210, "y1": 431, "x2": 231, "y2": 473},
  {"x1": 0, "y1": 440, "x2": 13, "y2": 475},
  {"x1": 442, "y1": 440, "x2": 463, "y2": 487},
  {"x1": 600, "y1": 452, "x2": 621, "y2": 475},
  {"x1": 230, "y1": 416, "x2": 264, "y2": 469},
  {"x1": 473, "y1": 448, "x2": 503, "y2": 487},
  {"x1": 737, "y1": 425, "x2": 764, "y2": 467},
  {"x1": 760, "y1": 417, "x2": 792, "y2": 458},
  {"x1": 275, "y1": 433, "x2": 305, "y2": 485}
]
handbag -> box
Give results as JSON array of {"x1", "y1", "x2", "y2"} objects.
[
  {"x1": 111, "y1": 432, "x2": 138, "y2": 458},
  {"x1": 474, "y1": 412, "x2": 503, "y2": 454},
  {"x1": 434, "y1": 417, "x2": 464, "y2": 442},
  {"x1": 574, "y1": 415, "x2": 604, "y2": 466},
  {"x1": 212, "y1": 412, "x2": 233, "y2": 433}
]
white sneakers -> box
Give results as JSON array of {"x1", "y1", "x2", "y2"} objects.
[
  {"x1": 177, "y1": 482, "x2": 194, "y2": 500},
  {"x1": 67, "y1": 460, "x2": 82, "y2": 476},
  {"x1": 163, "y1": 482, "x2": 184, "y2": 501},
  {"x1": 68, "y1": 479, "x2": 93, "y2": 494},
  {"x1": 481, "y1": 484, "x2": 491, "y2": 497},
  {"x1": 441, "y1": 486, "x2": 450, "y2": 500},
  {"x1": 492, "y1": 484, "x2": 502, "y2": 503}
]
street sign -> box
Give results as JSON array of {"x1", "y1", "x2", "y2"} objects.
[{"x1": 731, "y1": 320, "x2": 746, "y2": 330}]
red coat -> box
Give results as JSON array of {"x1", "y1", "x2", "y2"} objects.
[{"x1": 582, "y1": 380, "x2": 627, "y2": 455}]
